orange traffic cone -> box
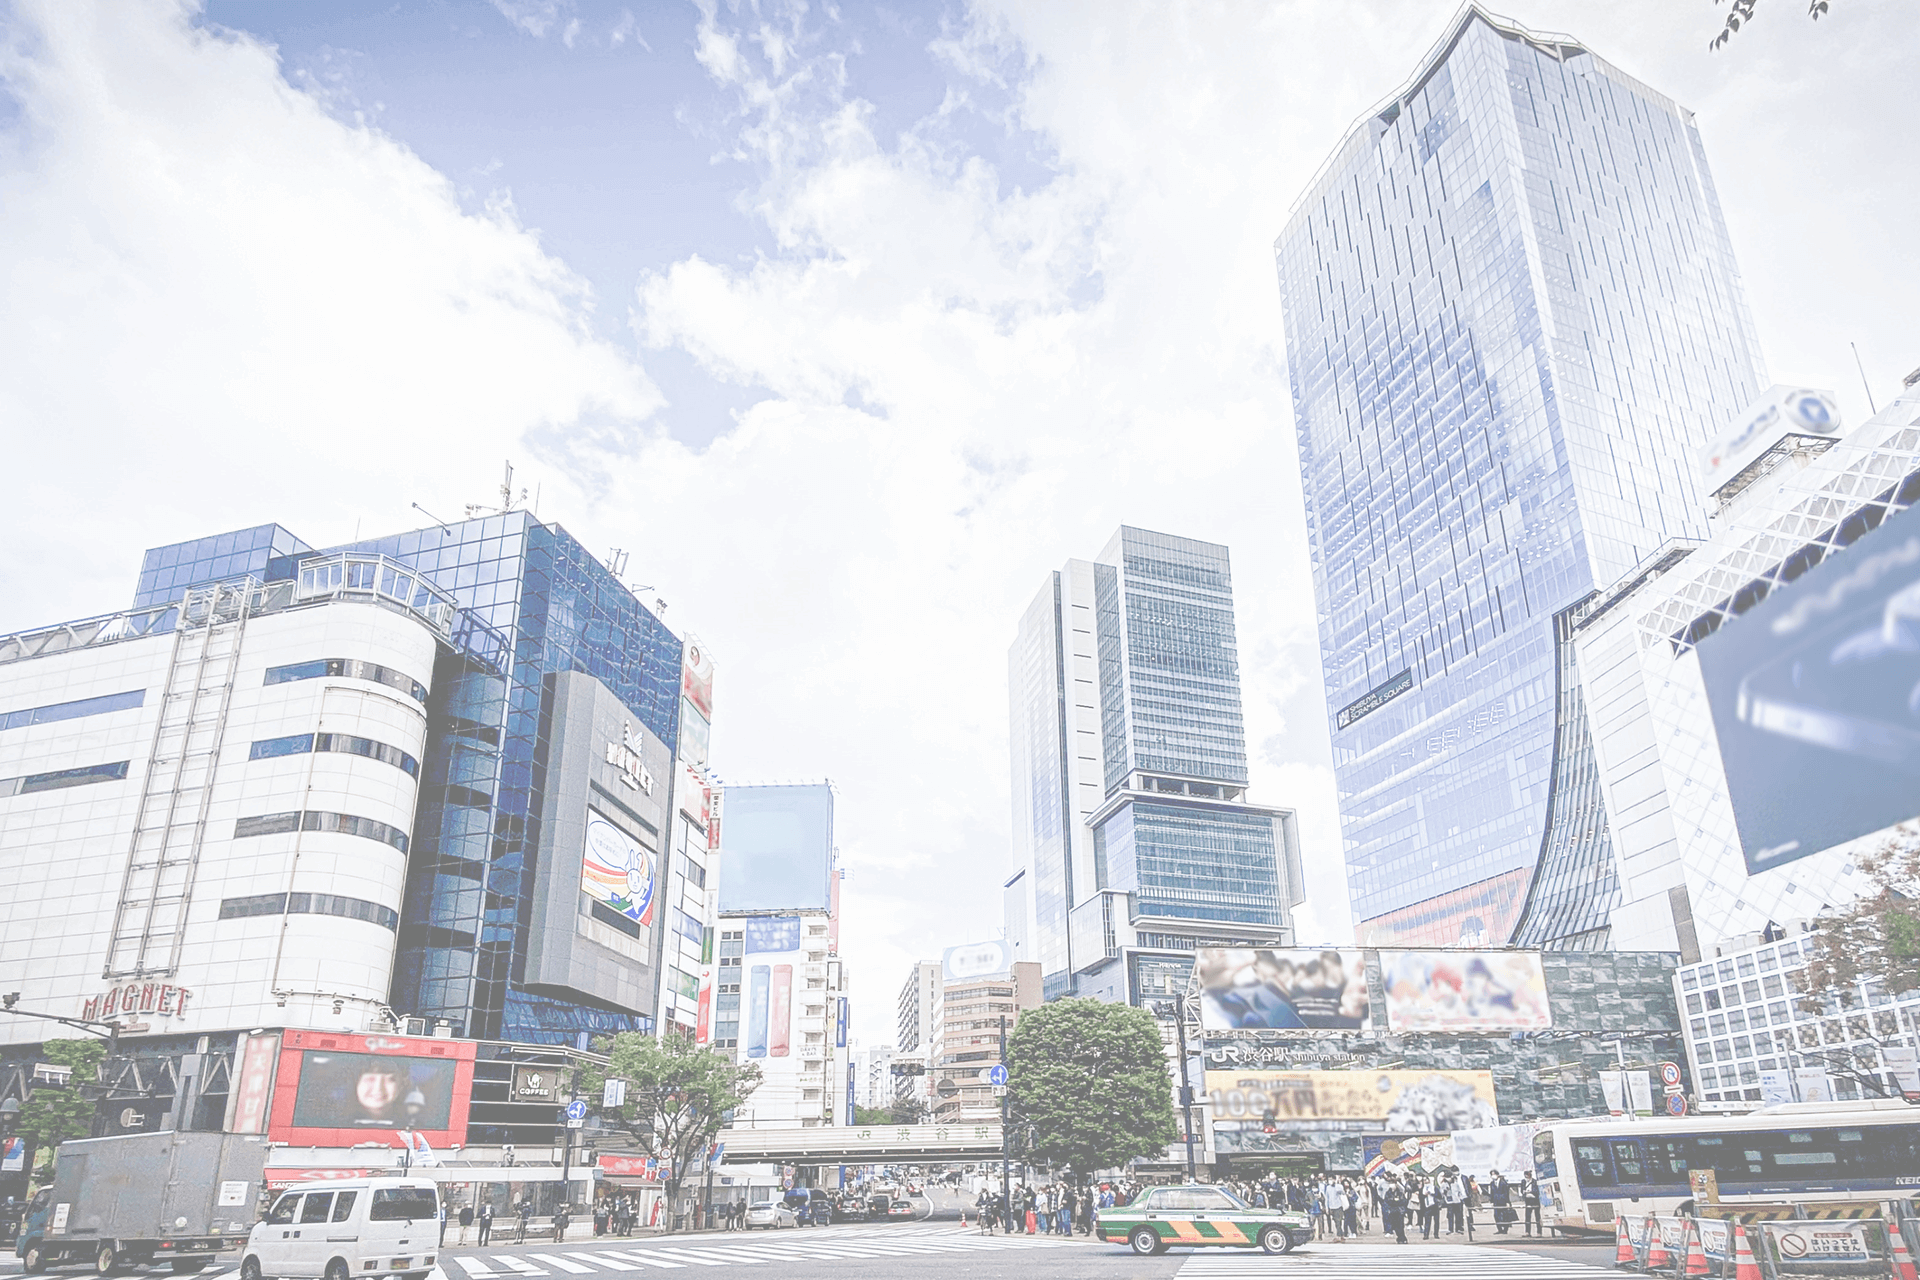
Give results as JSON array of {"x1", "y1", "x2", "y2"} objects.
[
  {"x1": 1890, "y1": 1224, "x2": 1919, "y2": 1280},
  {"x1": 1645, "y1": 1218, "x2": 1673, "y2": 1272},
  {"x1": 1731, "y1": 1222, "x2": 1763, "y2": 1280},
  {"x1": 1617, "y1": 1215, "x2": 1637, "y2": 1267},
  {"x1": 1682, "y1": 1219, "x2": 1711, "y2": 1278}
]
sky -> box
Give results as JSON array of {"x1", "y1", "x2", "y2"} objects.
[{"x1": 1, "y1": 0, "x2": 1916, "y2": 1047}]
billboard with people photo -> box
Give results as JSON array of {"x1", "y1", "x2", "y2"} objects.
[
  {"x1": 267, "y1": 1030, "x2": 476, "y2": 1148},
  {"x1": 1380, "y1": 950, "x2": 1552, "y2": 1031},
  {"x1": 1196, "y1": 948, "x2": 1371, "y2": 1031}
]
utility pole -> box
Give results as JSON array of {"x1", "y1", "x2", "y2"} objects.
[
  {"x1": 1162, "y1": 1000, "x2": 1197, "y2": 1182},
  {"x1": 998, "y1": 1015, "x2": 1010, "y2": 1218}
]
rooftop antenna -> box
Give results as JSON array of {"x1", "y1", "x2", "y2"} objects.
[
  {"x1": 608, "y1": 548, "x2": 630, "y2": 578},
  {"x1": 411, "y1": 503, "x2": 456, "y2": 537},
  {"x1": 465, "y1": 460, "x2": 530, "y2": 519},
  {"x1": 1851, "y1": 342, "x2": 1878, "y2": 416}
]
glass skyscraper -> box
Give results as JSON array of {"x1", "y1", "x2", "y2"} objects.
[
  {"x1": 1277, "y1": 9, "x2": 1764, "y2": 947},
  {"x1": 135, "y1": 511, "x2": 692, "y2": 1044},
  {"x1": 1006, "y1": 526, "x2": 1302, "y2": 1004}
]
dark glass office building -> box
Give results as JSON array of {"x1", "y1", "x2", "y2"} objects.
[
  {"x1": 1277, "y1": 8, "x2": 1763, "y2": 949},
  {"x1": 133, "y1": 512, "x2": 685, "y2": 1044},
  {"x1": 1007, "y1": 526, "x2": 1303, "y2": 1005}
]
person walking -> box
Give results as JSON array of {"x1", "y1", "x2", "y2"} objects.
[
  {"x1": 1522, "y1": 1173, "x2": 1542, "y2": 1236},
  {"x1": 1381, "y1": 1178, "x2": 1408, "y2": 1245},
  {"x1": 458, "y1": 1204, "x2": 474, "y2": 1246},
  {"x1": 476, "y1": 1203, "x2": 494, "y2": 1247},
  {"x1": 552, "y1": 1205, "x2": 570, "y2": 1244}
]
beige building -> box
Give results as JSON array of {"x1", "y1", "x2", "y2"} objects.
[{"x1": 930, "y1": 959, "x2": 1040, "y2": 1123}]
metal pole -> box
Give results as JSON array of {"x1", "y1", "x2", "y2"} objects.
[
  {"x1": 998, "y1": 1015, "x2": 1010, "y2": 1223},
  {"x1": 1170, "y1": 1002, "x2": 1196, "y2": 1182}
]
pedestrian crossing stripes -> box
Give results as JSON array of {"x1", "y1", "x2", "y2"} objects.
[
  {"x1": 443, "y1": 1226, "x2": 1075, "y2": 1274},
  {"x1": 1175, "y1": 1242, "x2": 1625, "y2": 1279}
]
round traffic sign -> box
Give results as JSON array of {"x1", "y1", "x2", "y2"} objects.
[
  {"x1": 988, "y1": 1065, "x2": 1009, "y2": 1087},
  {"x1": 565, "y1": 1099, "x2": 589, "y2": 1121},
  {"x1": 1659, "y1": 1061, "x2": 1682, "y2": 1088},
  {"x1": 1666, "y1": 1093, "x2": 1688, "y2": 1117}
]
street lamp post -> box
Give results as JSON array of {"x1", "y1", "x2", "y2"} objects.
[
  {"x1": 998, "y1": 1015, "x2": 1010, "y2": 1221},
  {"x1": 1154, "y1": 1000, "x2": 1197, "y2": 1182}
]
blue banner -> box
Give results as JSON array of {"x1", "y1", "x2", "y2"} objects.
[
  {"x1": 835, "y1": 996, "x2": 849, "y2": 1048},
  {"x1": 846, "y1": 1061, "x2": 856, "y2": 1126}
]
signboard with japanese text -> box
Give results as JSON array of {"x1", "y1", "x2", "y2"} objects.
[{"x1": 1205, "y1": 1069, "x2": 1498, "y2": 1130}]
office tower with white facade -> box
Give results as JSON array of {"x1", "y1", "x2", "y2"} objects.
[
  {"x1": 1278, "y1": 7, "x2": 1765, "y2": 949},
  {"x1": 1007, "y1": 526, "x2": 1304, "y2": 1005},
  {"x1": 893, "y1": 960, "x2": 941, "y2": 1105}
]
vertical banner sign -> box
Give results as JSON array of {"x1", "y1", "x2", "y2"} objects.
[
  {"x1": 224, "y1": 1031, "x2": 281, "y2": 1135},
  {"x1": 846, "y1": 1062, "x2": 856, "y2": 1127},
  {"x1": 1793, "y1": 1067, "x2": 1833, "y2": 1103},
  {"x1": 1599, "y1": 1071, "x2": 1627, "y2": 1118},
  {"x1": 1, "y1": 1136, "x2": 25, "y2": 1172},
  {"x1": 1627, "y1": 1071, "x2": 1655, "y2": 1117},
  {"x1": 695, "y1": 967, "x2": 714, "y2": 1045},
  {"x1": 835, "y1": 997, "x2": 849, "y2": 1049},
  {"x1": 746, "y1": 965, "x2": 770, "y2": 1059},
  {"x1": 769, "y1": 966, "x2": 793, "y2": 1057}
]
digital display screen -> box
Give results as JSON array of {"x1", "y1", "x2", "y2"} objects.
[{"x1": 289, "y1": 1051, "x2": 458, "y2": 1130}]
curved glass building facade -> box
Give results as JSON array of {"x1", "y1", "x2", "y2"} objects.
[{"x1": 1277, "y1": 8, "x2": 1763, "y2": 946}]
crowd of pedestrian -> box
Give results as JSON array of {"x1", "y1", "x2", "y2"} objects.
[{"x1": 1211, "y1": 1169, "x2": 1541, "y2": 1244}]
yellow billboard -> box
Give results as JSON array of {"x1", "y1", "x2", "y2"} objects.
[{"x1": 1205, "y1": 1069, "x2": 1499, "y2": 1131}]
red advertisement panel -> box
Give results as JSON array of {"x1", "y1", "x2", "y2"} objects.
[
  {"x1": 226, "y1": 1031, "x2": 281, "y2": 1134},
  {"x1": 266, "y1": 1029, "x2": 476, "y2": 1149},
  {"x1": 695, "y1": 968, "x2": 714, "y2": 1045},
  {"x1": 769, "y1": 965, "x2": 792, "y2": 1058}
]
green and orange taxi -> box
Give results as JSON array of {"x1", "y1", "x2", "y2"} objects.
[{"x1": 1096, "y1": 1184, "x2": 1312, "y2": 1256}]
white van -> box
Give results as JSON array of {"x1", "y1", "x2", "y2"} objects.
[{"x1": 242, "y1": 1179, "x2": 439, "y2": 1280}]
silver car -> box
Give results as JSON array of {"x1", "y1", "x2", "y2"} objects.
[{"x1": 743, "y1": 1202, "x2": 797, "y2": 1229}]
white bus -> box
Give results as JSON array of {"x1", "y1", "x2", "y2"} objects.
[{"x1": 1532, "y1": 1099, "x2": 1920, "y2": 1233}]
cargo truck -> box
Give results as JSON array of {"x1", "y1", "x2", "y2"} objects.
[{"x1": 15, "y1": 1131, "x2": 270, "y2": 1275}]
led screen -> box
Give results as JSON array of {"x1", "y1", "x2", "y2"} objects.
[
  {"x1": 1380, "y1": 950, "x2": 1552, "y2": 1032},
  {"x1": 1196, "y1": 948, "x2": 1370, "y2": 1031},
  {"x1": 1695, "y1": 497, "x2": 1920, "y2": 874},
  {"x1": 289, "y1": 1051, "x2": 457, "y2": 1130},
  {"x1": 717, "y1": 784, "x2": 833, "y2": 911}
]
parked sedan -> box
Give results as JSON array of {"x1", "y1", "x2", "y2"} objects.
[{"x1": 743, "y1": 1202, "x2": 798, "y2": 1229}]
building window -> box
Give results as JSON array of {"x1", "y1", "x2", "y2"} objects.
[
  {"x1": 265, "y1": 658, "x2": 427, "y2": 704},
  {"x1": 218, "y1": 891, "x2": 398, "y2": 931},
  {"x1": 0, "y1": 760, "x2": 131, "y2": 798},
  {"x1": 233, "y1": 809, "x2": 409, "y2": 852},
  {"x1": 0, "y1": 689, "x2": 145, "y2": 731},
  {"x1": 250, "y1": 732, "x2": 419, "y2": 777}
]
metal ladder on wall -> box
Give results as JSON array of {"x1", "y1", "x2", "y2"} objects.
[{"x1": 104, "y1": 581, "x2": 252, "y2": 978}]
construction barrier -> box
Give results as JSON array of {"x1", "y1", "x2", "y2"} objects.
[{"x1": 1619, "y1": 1212, "x2": 1920, "y2": 1280}]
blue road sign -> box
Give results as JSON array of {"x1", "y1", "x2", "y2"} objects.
[
  {"x1": 566, "y1": 1099, "x2": 589, "y2": 1121},
  {"x1": 988, "y1": 1065, "x2": 1008, "y2": 1087}
]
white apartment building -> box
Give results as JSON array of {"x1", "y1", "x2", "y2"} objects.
[
  {"x1": 718, "y1": 909, "x2": 846, "y2": 1127},
  {"x1": 1572, "y1": 383, "x2": 1920, "y2": 960},
  {"x1": 893, "y1": 960, "x2": 940, "y2": 1106},
  {"x1": 0, "y1": 563, "x2": 450, "y2": 1042}
]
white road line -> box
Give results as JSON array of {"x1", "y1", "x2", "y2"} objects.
[
  {"x1": 490, "y1": 1255, "x2": 551, "y2": 1275},
  {"x1": 632, "y1": 1248, "x2": 732, "y2": 1267},
  {"x1": 596, "y1": 1249, "x2": 687, "y2": 1269},
  {"x1": 523, "y1": 1255, "x2": 596, "y2": 1273},
  {"x1": 446, "y1": 1260, "x2": 501, "y2": 1278},
  {"x1": 562, "y1": 1252, "x2": 641, "y2": 1270}
]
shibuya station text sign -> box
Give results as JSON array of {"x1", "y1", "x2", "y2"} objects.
[{"x1": 82, "y1": 982, "x2": 192, "y2": 1021}]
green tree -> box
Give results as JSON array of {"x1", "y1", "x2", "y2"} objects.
[
  {"x1": 575, "y1": 1032, "x2": 760, "y2": 1232},
  {"x1": 15, "y1": 1038, "x2": 107, "y2": 1177},
  {"x1": 1712, "y1": 0, "x2": 1837, "y2": 49},
  {"x1": 888, "y1": 1096, "x2": 928, "y2": 1126},
  {"x1": 852, "y1": 1104, "x2": 894, "y2": 1126},
  {"x1": 1005, "y1": 999, "x2": 1176, "y2": 1176},
  {"x1": 1801, "y1": 823, "x2": 1920, "y2": 1001}
]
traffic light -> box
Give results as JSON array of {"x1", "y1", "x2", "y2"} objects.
[
  {"x1": 1262, "y1": 1110, "x2": 1278, "y2": 1134},
  {"x1": 889, "y1": 1062, "x2": 926, "y2": 1077}
]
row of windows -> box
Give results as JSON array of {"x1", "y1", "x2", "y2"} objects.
[
  {"x1": 0, "y1": 759, "x2": 129, "y2": 797},
  {"x1": 218, "y1": 890, "x2": 400, "y2": 931},
  {"x1": 265, "y1": 658, "x2": 427, "y2": 704},
  {"x1": 249, "y1": 731, "x2": 419, "y2": 777},
  {"x1": 0, "y1": 689, "x2": 145, "y2": 731},
  {"x1": 1564, "y1": 1126, "x2": 1920, "y2": 1190},
  {"x1": 233, "y1": 809, "x2": 409, "y2": 853}
]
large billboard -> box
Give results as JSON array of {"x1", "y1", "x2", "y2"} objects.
[
  {"x1": 718, "y1": 784, "x2": 834, "y2": 912},
  {"x1": 742, "y1": 916, "x2": 802, "y2": 1060},
  {"x1": 1205, "y1": 1068, "x2": 1498, "y2": 1131},
  {"x1": 1696, "y1": 496, "x2": 1920, "y2": 875},
  {"x1": 1196, "y1": 948, "x2": 1370, "y2": 1032},
  {"x1": 1380, "y1": 951, "x2": 1552, "y2": 1032},
  {"x1": 942, "y1": 940, "x2": 1012, "y2": 983},
  {"x1": 582, "y1": 808, "x2": 655, "y2": 929},
  {"x1": 267, "y1": 1030, "x2": 476, "y2": 1148}
]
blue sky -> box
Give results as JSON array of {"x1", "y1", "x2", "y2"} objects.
[
  {"x1": 3, "y1": 0, "x2": 1917, "y2": 1044},
  {"x1": 201, "y1": 0, "x2": 1058, "y2": 447}
]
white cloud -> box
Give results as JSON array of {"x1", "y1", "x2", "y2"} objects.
[{"x1": 2, "y1": 0, "x2": 1914, "y2": 1046}]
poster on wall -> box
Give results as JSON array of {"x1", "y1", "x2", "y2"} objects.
[
  {"x1": 1196, "y1": 948, "x2": 1371, "y2": 1031},
  {"x1": 581, "y1": 809, "x2": 655, "y2": 928},
  {"x1": 1380, "y1": 951, "x2": 1552, "y2": 1032},
  {"x1": 1206, "y1": 1069, "x2": 1498, "y2": 1131}
]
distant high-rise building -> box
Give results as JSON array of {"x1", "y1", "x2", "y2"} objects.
[
  {"x1": 1277, "y1": 6, "x2": 1764, "y2": 949},
  {"x1": 894, "y1": 960, "x2": 941, "y2": 1105},
  {"x1": 1007, "y1": 526, "x2": 1303, "y2": 1005}
]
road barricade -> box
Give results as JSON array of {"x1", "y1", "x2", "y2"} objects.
[{"x1": 1754, "y1": 1220, "x2": 1892, "y2": 1280}]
